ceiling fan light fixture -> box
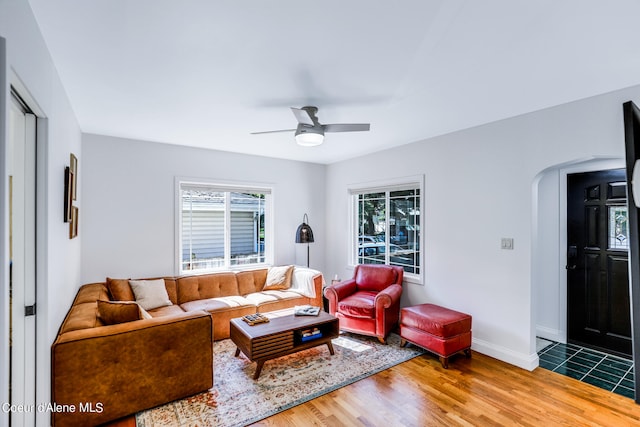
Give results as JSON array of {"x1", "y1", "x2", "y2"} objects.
[
  {"x1": 251, "y1": 106, "x2": 370, "y2": 146},
  {"x1": 295, "y1": 131, "x2": 324, "y2": 147}
]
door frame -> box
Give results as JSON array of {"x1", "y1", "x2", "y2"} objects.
[
  {"x1": 3, "y1": 65, "x2": 49, "y2": 425},
  {"x1": 8, "y1": 86, "x2": 38, "y2": 427},
  {"x1": 0, "y1": 36, "x2": 8, "y2": 426},
  {"x1": 533, "y1": 157, "x2": 625, "y2": 347}
]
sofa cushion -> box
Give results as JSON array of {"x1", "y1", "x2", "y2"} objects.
[
  {"x1": 201, "y1": 273, "x2": 240, "y2": 298},
  {"x1": 176, "y1": 276, "x2": 200, "y2": 304},
  {"x1": 180, "y1": 295, "x2": 255, "y2": 313},
  {"x1": 244, "y1": 292, "x2": 277, "y2": 305},
  {"x1": 162, "y1": 278, "x2": 178, "y2": 305},
  {"x1": 146, "y1": 305, "x2": 186, "y2": 318},
  {"x1": 97, "y1": 300, "x2": 142, "y2": 325},
  {"x1": 245, "y1": 290, "x2": 303, "y2": 305},
  {"x1": 337, "y1": 291, "x2": 377, "y2": 318},
  {"x1": 263, "y1": 265, "x2": 294, "y2": 290},
  {"x1": 176, "y1": 273, "x2": 241, "y2": 304},
  {"x1": 129, "y1": 279, "x2": 173, "y2": 311},
  {"x1": 140, "y1": 305, "x2": 184, "y2": 317},
  {"x1": 237, "y1": 270, "x2": 267, "y2": 295},
  {"x1": 106, "y1": 277, "x2": 135, "y2": 301}
]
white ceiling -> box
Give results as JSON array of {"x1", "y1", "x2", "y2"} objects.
[{"x1": 27, "y1": 0, "x2": 640, "y2": 164}]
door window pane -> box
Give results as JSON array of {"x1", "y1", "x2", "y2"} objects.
[{"x1": 609, "y1": 205, "x2": 629, "y2": 250}]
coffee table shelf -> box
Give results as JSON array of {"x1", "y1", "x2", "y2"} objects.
[{"x1": 230, "y1": 310, "x2": 339, "y2": 379}]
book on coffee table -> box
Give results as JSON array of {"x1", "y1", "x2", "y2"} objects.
[
  {"x1": 299, "y1": 327, "x2": 323, "y2": 342},
  {"x1": 294, "y1": 305, "x2": 321, "y2": 316}
]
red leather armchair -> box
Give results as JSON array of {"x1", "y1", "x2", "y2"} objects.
[{"x1": 324, "y1": 264, "x2": 403, "y2": 344}]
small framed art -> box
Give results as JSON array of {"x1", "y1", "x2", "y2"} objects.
[
  {"x1": 69, "y1": 206, "x2": 78, "y2": 239},
  {"x1": 64, "y1": 166, "x2": 73, "y2": 222},
  {"x1": 70, "y1": 153, "x2": 78, "y2": 201}
]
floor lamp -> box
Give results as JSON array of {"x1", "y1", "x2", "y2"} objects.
[{"x1": 295, "y1": 213, "x2": 314, "y2": 267}]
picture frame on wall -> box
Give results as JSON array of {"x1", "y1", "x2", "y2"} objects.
[
  {"x1": 70, "y1": 153, "x2": 78, "y2": 201},
  {"x1": 64, "y1": 166, "x2": 73, "y2": 223},
  {"x1": 70, "y1": 206, "x2": 78, "y2": 239}
]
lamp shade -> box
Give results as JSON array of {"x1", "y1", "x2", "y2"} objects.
[{"x1": 295, "y1": 214, "x2": 314, "y2": 243}]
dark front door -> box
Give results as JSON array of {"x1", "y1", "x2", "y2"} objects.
[{"x1": 567, "y1": 169, "x2": 632, "y2": 357}]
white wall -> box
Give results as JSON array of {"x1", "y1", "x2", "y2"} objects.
[
  {"x1": 0, "y1": 1, "x2": 82, "y2": 426},
  {"x1": 533, "y1": 167, "x2": 563, "y2": 342},
  {"x1": 325, "y1": 84, "x2": 640, "y2": 370},
  {"x1": 80, "y1": 134, "x2": 326, "y2": 283}
]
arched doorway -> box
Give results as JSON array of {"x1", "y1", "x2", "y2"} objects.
[
  {"x1": 533, "y1": 158, "x2": 625, "y2": 345},
  {"x1": 532, "y1": 157, "x2": 633, "y2": 397}
]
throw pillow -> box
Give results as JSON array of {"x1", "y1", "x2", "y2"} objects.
[
  {"x1": 106, "y1": 277, "x2": 135, "y2": 301},
  {"x1": 129, "y1": 279, "x2": 173, "y2": 311},
  {"x1": 97, "y1": 300, "x2": 141, "y2": 325},
  {"x1": 263, "y1": 265, "x2": 294, "y2": 291}
]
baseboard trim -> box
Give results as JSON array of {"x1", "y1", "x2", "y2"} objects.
[
  {"x1": 535, "y1": 325, "x2": 565, "y2": 344},
  {"x1": 472, "y1": 337, "x2": 539, "y2": 371}
]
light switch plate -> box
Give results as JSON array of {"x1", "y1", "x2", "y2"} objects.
[{"x1": 501, "y1": 238, "x2": 514, "y2": 250}]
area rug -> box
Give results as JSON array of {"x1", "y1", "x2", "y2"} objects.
[{"x1": 136, "y1": 332, "x2": 423, "y2": 427}]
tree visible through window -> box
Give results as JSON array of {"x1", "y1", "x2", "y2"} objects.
[
  {"x1": 354, "y1": 185, "x2": 421, "y2": 275},
  {"x1": 179, "y1": 182, "x2": 271, "y2": 272}
]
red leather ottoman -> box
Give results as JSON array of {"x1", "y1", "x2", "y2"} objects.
[{"x1": 400, "y1": 303, "x2": 472, "y2": 368}]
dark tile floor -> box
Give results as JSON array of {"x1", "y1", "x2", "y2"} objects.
[{"x1": 537, "y1": 339, "x2": 635, "y2": 399}]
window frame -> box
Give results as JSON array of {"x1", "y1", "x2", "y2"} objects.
[
  {"x1": 348, "y1": 175, "x2": 424, "y2": 284},
  {"x1": 175, "y1": 177, "x2": 274, "y2": 275}
]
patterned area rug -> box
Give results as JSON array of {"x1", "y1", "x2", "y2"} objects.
[{"x1": 136, "y1": 332, "x2": 423, "y2": 427}]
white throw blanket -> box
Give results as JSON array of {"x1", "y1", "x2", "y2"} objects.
[{"x1": 289, "y1": 267, "x2": 324, "y2": 298}]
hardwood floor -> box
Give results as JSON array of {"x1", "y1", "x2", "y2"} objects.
[
  {"x1": 250, "y1": 351, "x2": 640, "y2": 426},
  {"x1": 108, "y1": 350, "x2": 640, "y2": 426}
]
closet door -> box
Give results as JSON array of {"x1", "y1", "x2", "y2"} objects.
[{"x1": 8, "y1": 90, "x2": 37, "y2": 426}]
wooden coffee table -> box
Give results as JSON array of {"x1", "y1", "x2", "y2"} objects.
[{"x1": 230, "y1": 309, "x2": 339, "y2": 379}]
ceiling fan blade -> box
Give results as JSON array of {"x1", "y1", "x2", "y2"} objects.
[
  {"x1": 290, "y1": 107, "x2": 315, "y2": 125},
  {"x1": 323, "y1": 123, "x2": 370, "y2": 133},
  {"x1": 250, "y1": 129, "x2": 296, "y2": 135}
]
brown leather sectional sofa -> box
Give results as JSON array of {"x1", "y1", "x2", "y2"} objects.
[{"x1": 51, "y1": 267, "x2": 324, "y2": 426}]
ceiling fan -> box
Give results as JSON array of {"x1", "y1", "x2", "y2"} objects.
[{"x1": 251, "y1": 106, "x2": 370, "y2": 146}]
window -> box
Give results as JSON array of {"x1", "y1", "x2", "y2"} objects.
[
  {"x1": 178, "y1": 181, "x2": 272, "y2": 273},
  {"x1": 609, "y1": 205, "x2": 629, "y2": 250},
  {"x1": 351, "y1": 180, "x2": 422, "y2": 278}
]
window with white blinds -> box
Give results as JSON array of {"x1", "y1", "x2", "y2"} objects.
[{"x1": 178, "y1": 181, "x2": 272, "y2": 273}]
